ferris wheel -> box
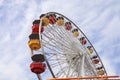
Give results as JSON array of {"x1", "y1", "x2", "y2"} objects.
[{"x1": 27, "y1": 12, "x2": 118, "y2": 80}]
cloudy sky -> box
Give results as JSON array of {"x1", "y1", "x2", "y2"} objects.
[{"x1": 0, "y1": 0, "x2": 120, "y2": 80}]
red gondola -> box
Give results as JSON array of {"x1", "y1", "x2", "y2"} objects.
[
  {"x1": 65, "y1": 22, "x2": 72, "y2": 30},
  {"x1": 32, "y1": 24, "x2": 44, "y2": 33},
  {"x1": 79, "y1": 37, "x2": 87, "y2": 45},
  {"x1": 32, "y1": 20, "x2": 44, "y2": 33},
  {"x1": 30, "y1": 62, "x2": 46, "y2": 74},
  {"x1": 48, "y1": 14, "x2": 57, "y2": 24},
  {"x1": 93, "y1": 59, "x2": 99, "y2": 64}
]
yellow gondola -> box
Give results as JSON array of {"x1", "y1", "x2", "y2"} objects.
[
  {"x1": 56, "y1": 17, "x2": 64, "y2": 26},
  {"x1": 41, "y1": 17, "x2": 49, "y2": 26},
  {"x1": 72, "y1": 29, "x2": 79, "y2": 37},
  {"x1": 88, "y1": 49, "x2": 93, "y2": 54},
  {"x1": 87, "y1": 46, "x2": 94, "y2": 54},
  {"x1": 28, "y1": 39, "x2": 41, "y2": 50},
  {"x1": 97, "y1": 70, "x2": 105, "y2": 75}
]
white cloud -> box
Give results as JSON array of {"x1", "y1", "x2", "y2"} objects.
[
  {"x1": 0, "y1": 64, "x2": 28, "y2": 80},
  {"x1": 0, "y1": 0, "x2": 120, "y2": 80},
  {"x1": 0, "y1": 33, "x2": 11, "y2": 44},
  {"x1": 0, "y1": 0, "x2": 4, "y2": 6},
  {"x1": 101, "y1": 15, "x2": 120, "y2": 39},
  {"x1": 101, "y1": 56, "x2": 117, "y2": 75}
]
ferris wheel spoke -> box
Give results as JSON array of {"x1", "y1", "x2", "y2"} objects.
[
  {"x1": 43, "y1": 46, "x2": 62, "y2": 54},
  {"x1": 44, "y1": 25, "x2": 66, "y2": 41},
  {"x1": 66, "y1": 61, "x2": 76, "y2": 77},
  {"x1": 65, "y1": 58, "x2": 80, "y2": 77},
  {"x1": 47, "y1": 56, "x2": 67, "y2": 62},
  {"x1": 84, "y1": 56, "x2": 97, "y2": 76},
  {"x1": 45, "y1": 52, "x2": 66, "y2": 58},
  {"x1": 48, "y1": 54, "x2": 83, "y2": 77},
  {"x1": 46, "y1": 24, "x2": 76, "y2": 45},
  {"x1": 58, "y1": 26, "x2": 75, "y2": 41},
  {"x1": 43, "y1": 27, "x2": 73, "y2": 47},
  {"x1": 43, "y1": 33, "x2": 71, "y2": 49},
  {"x1": 65, "y1": 54, "x2": 83, "y2": 77},
  {"x1": 68, "y1": 69, "x2": 78, "y2": 77},
  {"x1": 42, "y1": 35, "x2": 79, "y2": 54},
  {"x1": 43, "y1": 29, "x2": 85, "y2": 56},
  {"x1": 43, "y1": 40, "x2": 65, "y2": 52},
  {"x1": 55, "y1": 66, "x2": 68, "y2": 77},
  {"x1": 73, "y1": 59, "x2": 82, "y2": 76},
  {"x1": 54, "y1": 25, "x2": 75, "y2": 44},
  {"x1": 44, "y1": 51, "x2": 76, "y2": 59},
  {"x1": 43, "y1": 45, "x2": 77, "y2": 57},
  {"x1": 54, "y1": 61, "x2": 68, "y2": 77},
  {"x1": 43, "y1": 43, "x2": 73, "y2": 55},
  {"x1": 46, "y1": 55, "x2": 66, "y2": 61},
  {"x1": 49, "y1": 60, "x2": 67, "y2": 68}
]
